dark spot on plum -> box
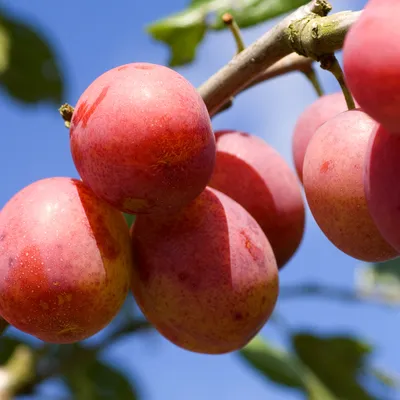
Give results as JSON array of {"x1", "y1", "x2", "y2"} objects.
[
  {"x1": 0, "y1": 232, "x2": 6, "y2": 241},
  {"x1": 8, "y1": 257, "x2": 14, "y2": 268},
  {"x1": 178, "y1": 272, "x2": 188, "y2": 282},
  {"x1": 239, "y1": 132, "x2": 250, "y2": 137},
  {"x1": 234, "y1": 312, "x2": 243, "y2": 321},
  {"x1": 320, "y1": 160, "x2": 331, "y2": 174},
  {"x1": 134, "y1": 64, "x2": 154, "y2": 70},
  {"x1": 117, "y1": 66, "x2": 128, "y2": 71},
  {"x1": 261, "y1": 296, "x2": 266, "y2": 305}
]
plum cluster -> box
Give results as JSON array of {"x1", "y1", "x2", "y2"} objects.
[
  {"x1": 0, "y1": 63, "x2": 305, "y2": 354},
  {"x1": 292, "y1": 0, "x2": 400, "y2": 263}
]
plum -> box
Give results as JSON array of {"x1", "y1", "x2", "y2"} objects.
[
  {"x1": 209, "y1": 130, "x2": 305, "y2": 268},
  {"x1": 130, "y1": 187, "x2": 279, "y2": 354},
  {"x1": 0, "y1": 177, "x2": 133, "y2": 343},
  {"x1": 303, "y1": 109, "x2": 398, "y2": 262},
  {"x1": 70, "y1": 62, "x2": 216, "y2": 215},
  {"x1": 364, "y1": 125, "x2": 400, "y2": 252},
  {"x1": 343, "y1": 0, "x2": 400, "y2": 133},
  {"x1": 292, "y1": 92, "x2": 352, "y2": 182}
]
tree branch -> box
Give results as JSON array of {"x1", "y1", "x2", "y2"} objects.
[
  {"x1": 198, "y1": 0, "x2": 361, "y2": 116},
  {"x1": 213, "y1": 53, "x2": 315, "y2": 115},
  {"x1": 279, "y1": 283, "x2": 397, "y2": 307}
]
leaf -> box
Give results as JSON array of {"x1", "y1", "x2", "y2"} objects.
[
  {"x1": 212, "y1": 0, "x2": 311, "y2": 30},
  {"x1": 123, "y1": 213, "x2": 136, "y2": 229},
  {"x1": 0, "y1": 7, "x2": 64, "y2": 104},
  {"x1": 240, "y1": 336, "x2": 305, "y2": 388},
  {"x1": 292, "y1": 332, "x2": 376, "y2": 400},
  {"x1": 86, "y1": 362, "x2": 138, "y2": 400},
  {"x1": 355, "y1": 258, "x2": 400, "y2": 305},
  {"x1": 147, "y1": 0, "x2": 309, "y2": 66},
  {"x1": 239, "y1": 336, "x2": 336, "y2": 399},
  {"x1": 0, "y1": 337, "x2": 23, "y2": 364},
  {"x1": 65, "y1": 356, "x2": 137, "y2": 400}
]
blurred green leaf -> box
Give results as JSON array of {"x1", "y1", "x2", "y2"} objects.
[
  {"x1": 123, "y1": 213, "x2": 136, "y2": 229},
  {"x1": 65, "y1": 354, "x2": 137, "y2": 400},
  {"x1": 0, "y1": 7, "x2": 64, "y2": 104},
  {"x1": 240, "y1": 336, "x2": 304, "y2": 388},
  {"x1": 147, "y1": 0, "x2": 309, "y2": 66},
  {"x1": 0, "y1": 337, "x2": 23, "y2": 364},
  {"x1": 292, "y1": 332, "x2": 375, "y2": 400},
  {"x1": 355, "y1": 258, "x2": 400, "y2": 305},
  {"x1": 240, "y1": 336, "x2": 336, "y2": 399},
  {"x1": 0, "y1": 317, "x2": 8, "y2": 335}
]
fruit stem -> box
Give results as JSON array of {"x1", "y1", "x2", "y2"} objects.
[
  {"x1": 319, "y1": 53, "x2": 356, "y2": 110},
  {"x1": 302, "y1": 67, "x2": 324, "y2": 97},
  {"x1": 222, "y1": 13, "x2": 246, "y2": 54},
  {"x1": 59, "y1": 103, "x2": 75, "y2": 129}
]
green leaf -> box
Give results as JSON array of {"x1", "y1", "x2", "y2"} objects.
[
  {"x1": 292, "y1": 332, "x2": 375, "y2": 400},
  {"x1": 123, "y1": 213, "x2": 136, "y2": 229},
  {"x1": 240, "y1": 336, "x2": 305, "y2": 388},
  {"x1": 355, "y1": 258, "x2": 400, "y2": 305},
  {"x1": 147, "y1": 0, "x2": 309, "y2": 66},
  {"x1": 239, "y1": 336, "x2": 336, "y2": 399},
  {"x1": 212, "y1": 0, "x2": 311, "y2": 30},
  {"x1": 0, "y1": 337, "x2": 23, "y2": 364},
  {"x1": 0, "y1": 7, "x2": 64, "y2": 104},
  {"x1": 65, "y1": 357, "x2": 137, "y2": 400}
]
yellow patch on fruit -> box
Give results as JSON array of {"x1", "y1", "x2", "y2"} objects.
[
  {"x1": 57, "y1": 324, "x2": 84, "y2": 337},
  {"x1": 57, "y1": 293, "x2": 72, "y2": 305},
  {"x1": 122, "y1": 198, "x2": 149, "y2": 211}
]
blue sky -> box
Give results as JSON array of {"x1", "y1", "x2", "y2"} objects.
[{"x1": 2, "y1": 0, "x2": 399, "y2": 399}]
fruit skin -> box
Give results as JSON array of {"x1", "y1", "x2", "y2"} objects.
[
  {"x1": 364, "y1": 125, "x2": 400, "y2": 252},
  {"x1": 0, "y1": 177, "x2": 133, "y2": 343},
  {"x1": 292, "y1": 92, "x2": 351, "y2": 182},
  {"x1": 343, "y1": 0, "x2": 400, "y2": 133},
  {"x1": 303, "y1": 109, "x2": 398, "y2": 262},
  {"x1": 131, "y1": 187, "x2": 279, "y2": 354},
  {"x1": 209, "y1": 130, "x2": 305, "y2": 268},
  {"x1": 70, "y1": 62, "x2": 216, "y2": 215}
]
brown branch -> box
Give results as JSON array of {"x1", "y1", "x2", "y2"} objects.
[
  {"x1": 198, "y1": 0, "x2": 361, "y2": 116},
  {"x1": 213, "y1": 53, "x2": 315, "y2": 115}
]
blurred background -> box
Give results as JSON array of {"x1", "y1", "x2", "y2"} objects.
[{"x1": 1, "y1": 0, "x2": 399, "y2": 399}]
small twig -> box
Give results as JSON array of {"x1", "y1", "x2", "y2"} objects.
[
  {"x1": 213, "y1": 53, "x2": 316, "y2": 116},
  {"x1": 59, "y1": 103, "x2": 74, "y2": 128},
  {"x1": 279, "y1": 283, "x2": 396, "y2": 307},
  {"x1": 199, "y1": 1, "x2": 361, "y2": 116},
  {"x1": 302, "y1": 67, "x2": 324, "y2": 97},
  {"x1": 319, "y1": 53, "x2": 355, "y2": 110},
  {"x1": 245, "y1": 53, "x2": 313, "y2": 88},
  {"x1": 222, "y1": 13, "x2": 246, "y2": 54}
]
